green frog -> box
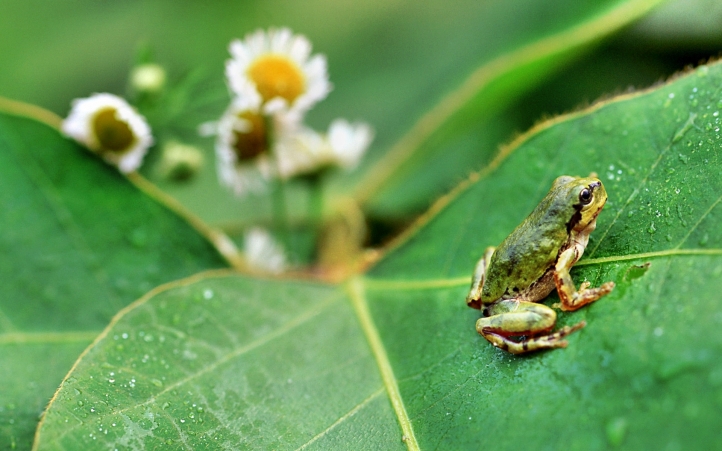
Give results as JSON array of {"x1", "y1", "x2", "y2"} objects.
[{"x1": 466, "y1": 175, "x2": 615, "y2": 354}]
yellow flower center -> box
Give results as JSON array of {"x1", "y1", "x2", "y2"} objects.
[
  {"x1": 247, "y1": 55, "x2": 305, "y2": 104},
  {"x1": 233, "y1": 112, "x2": 267, "y2": 161},
  {"x1": 92, "y1": 108, "x2": 134, "y2": 153}
]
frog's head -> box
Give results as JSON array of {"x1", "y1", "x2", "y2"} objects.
[{"x1": 552, "y1": 175, "x2": 608, "y2": 233}]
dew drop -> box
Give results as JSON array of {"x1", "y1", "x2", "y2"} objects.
[{"x1": 606, "y1": 417, "x2": 628, "y2": 446}]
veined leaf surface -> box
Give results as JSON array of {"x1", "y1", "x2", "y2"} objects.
[{"x1": 0, "y1": 110, "x2": 228, "y2": 450}]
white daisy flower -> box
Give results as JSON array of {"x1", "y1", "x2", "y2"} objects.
[
  {"x1": 61, "y1": 93, "x2": 153, "y2": 173},
  {"x1": 214, "y1": 96, "x2": 278, "y2": 196},
  {"x1": 225, "y1": 28, "x2": 331, "y2": 120},
  {"x1": 275, "y1": 119, "x2": 373, "y2": 178},
  {"x1": 244, "y1": 227, "x2": 287, "y2": 274}
]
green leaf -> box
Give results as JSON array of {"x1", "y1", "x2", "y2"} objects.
[
  {"x1": 34, "y1": 60, "x2": 722, "y2": 449},
  {"x1": 33, "y1": 274, "x2": 406, "y2": 450},
  {"x1": 347, "y1": 0, "x2": 666, "y2": 220},
  {"x1": 0, "y1": 110, "x2": 228, "y2": 450}
]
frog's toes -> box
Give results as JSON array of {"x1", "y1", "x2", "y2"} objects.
[{"x1": 600, "y1": 281, "x2": 615, "y2": 293}]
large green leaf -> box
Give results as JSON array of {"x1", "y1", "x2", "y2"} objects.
[
  {"x1": 0, "y1": 109, "x2": 229, "y2": 450},
  {"x1": 32, "y1": 274, "x2": 405, "y2": 450},
  {"x1": 34, "y1": 59, "x2": 722, "y2": 448}
]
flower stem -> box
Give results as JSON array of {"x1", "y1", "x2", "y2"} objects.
[
  {"x1": 266, "y1": 115, "x2": 291, "y2": 260},
  {"x1": 270, "y1": 175, "x2": 291, "y2": 259},
  {"x1": 307, "y1": 172, "x2": 324, "y2": 229}
]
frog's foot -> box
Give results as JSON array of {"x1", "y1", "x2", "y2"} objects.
[
  {"x1": 555, "y1": 281, "x2": 615, "y2": 312},
  {"x1": 479, "y1": 321, "x2": 586, "y2": 355}
]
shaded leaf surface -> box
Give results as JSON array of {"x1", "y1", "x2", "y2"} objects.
[
  {"x1": 0, "y1": 113, "x2": 228, "y2": 449},
  {"x1": 35, "y1": 61, "x2": 722, "y2": 449}
]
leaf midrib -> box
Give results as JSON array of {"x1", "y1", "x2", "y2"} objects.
[{"x1": 362, "y1": 248, "x2": 722, "y2": 291}]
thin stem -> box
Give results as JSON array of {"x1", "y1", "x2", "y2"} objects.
[
  {"x1": 266, "y1": 115, "x2": 291, "y2": 260},
  {"x1": 270, "y1": 172, "x2": 291, "y2": 258},
  {"x1": 306, "y1": 172, "x2": 324, "y2": 229}
]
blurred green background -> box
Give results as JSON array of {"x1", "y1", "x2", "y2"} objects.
[
  {"x1": 1, "y1": 0, "x2": 721, "y2": 237},
  {"x1": 2, "y1": 0, "x2": 719, "y2": 126}
]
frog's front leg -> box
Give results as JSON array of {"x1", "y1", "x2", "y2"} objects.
[
  {"x1": 553, "y1": 246, "x2": 615, "y2": 312},
  {"x1": 466, "y1": 247, "x2": 495, "y2": 309},
  {"x1": 476, "y1": 300, "x2": 586, "y2": 354}
]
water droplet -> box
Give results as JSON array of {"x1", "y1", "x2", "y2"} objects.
[
  {"x1": 606, "y1": 417, "x2": 628, "y2": 446},
  {"x1": 203, "y1": 289, "x2": 214, "y2": 300},
  {"x1": 129, "y1": 228, "x2": 148, "y2": 248},
  {"x1": 108, "y1": 379, "x2": 115, "y2": 384},
  {"x1": 700, "y1": 233, "x2": 709, "y2": 246},
  {"x1": 151, "y1": 378, "x2": 163, "y2": 387},
  {"x1": 654, "y1": 327, "x2": 664, "y2": 337},
  {"x1": 180, "y1": 418, "x2": 186, "y2": 424},
  {"x1": 121, "y1": 333, "x2": 129, "y2": 340}
]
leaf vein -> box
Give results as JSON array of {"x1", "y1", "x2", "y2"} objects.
[
  {"x1": 347, "y1": 277, "x2": 420, "y2": 450},
  {"x1": 294, "y1": 387, "x2": 385, "y2": 451}
]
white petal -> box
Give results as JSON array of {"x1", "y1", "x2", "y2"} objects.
[{"x1": 244, "y1": 227, "x2": 287, "y2": 274}]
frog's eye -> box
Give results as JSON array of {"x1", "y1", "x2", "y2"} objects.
[{"x1": 579, "y1": 187, "x2": 593, "y2": 205}]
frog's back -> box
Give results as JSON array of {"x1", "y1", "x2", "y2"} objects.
[{"x1": 481, "y1": 193, "x2": 573, "y2": 302}]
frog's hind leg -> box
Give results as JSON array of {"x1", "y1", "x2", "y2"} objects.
[{"x1": 476, "y1": 300, "x2": 586, "y2": 354}]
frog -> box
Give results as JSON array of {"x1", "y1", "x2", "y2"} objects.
[{"x1": 466, "y1": 175, "x2": 615, "y2": 354}]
